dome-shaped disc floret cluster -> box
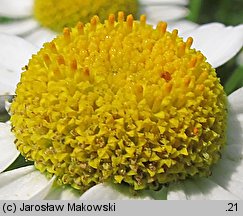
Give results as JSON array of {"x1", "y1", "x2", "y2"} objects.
[
  {"x1": 11, "y1": 12, "x2": 227, "y2": 191},
  {"x1": 33, "y1": 0, "x2": 139, "y2": 32}
]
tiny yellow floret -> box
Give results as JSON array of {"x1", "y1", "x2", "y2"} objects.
[{"x1": 11, "y1": 13, "x2": 227, "y2": 192}]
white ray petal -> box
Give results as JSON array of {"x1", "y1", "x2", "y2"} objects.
[
  {"x1": 0, "y1": 0, "x2": 33, "y2": 18},
  {"x1": 0, "y1": 96, "x2": 6, "y2": 112},
  {"x1": 228, "y1": 87, "x2": 243, "y2": 112},
  {"x1": 181, "y1": 23, "x2": 243, "y2": 68},
  {"x1": 167, "y1": 20, "x2": 198, "y2": 35},
  {"x1": 198, "y1": 93, "x2": 243, "y2": 201},
  {"x1": 45, "y1": 185, "x2": 81, "y2": 200},
  {"x1": 196, "y1": 178, "x2": 239, "y2": 200},
  {"x1": 4, "y1": 99, "x2": 11, "y2": 114},
  {"x1": 0, "y1": 122, "x2": 19, "y2": 173},
  {"x1": 227, "y1": 87, "x2": 243, "y2": 144},
  {"x1": 139, "y1": 0, "x2": 188, "y2": 5},
  {"x1": 0, "y1": 33, "x2": 38, "y2": 72},
  {"x1": 210, "y1": 158, "x2": 243, "y2": 199},
  {"x1": 0, "y1": 18, "x2": 39, "y2": 35},
  {"x1": 225, "y1": 144, "x2": 243, "y2": 161},
  {"x1": 0, "y1": 66, "x2": 21, "y2": 95},
  {"x1": 0, "y1": 166, "x2": 55, "y2": 200},
  {"x1": 80, "y1": 183, "x2": 153, "y2": 200},
  {"x1": 24, "y1": 27, "x2": 57, "y2": 48},
  {"x1": 142, "y1": 5, "x2": 189, "y2": 25},
  {"x1": 0, "y1": 96, "x2": 12, "y2": 112},
  {"x1": 167, "y1": 182, "x2": 187, "y2": 200}
]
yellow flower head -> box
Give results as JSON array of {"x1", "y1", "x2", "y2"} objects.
[
  {"x1": 11, "y1": 13, "x2": 227, "y2": 191},
  {"x1": 33, "y1": 0, "x2": 139, "y2": 32}
]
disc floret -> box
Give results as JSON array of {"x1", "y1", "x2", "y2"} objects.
[{"x1": 11, "y1": 12, "x2": 227, "y2": 191}]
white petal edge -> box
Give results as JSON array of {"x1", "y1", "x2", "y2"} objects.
[
  {"x1": 139, "y1": 0, "x2": 189, "y2": 5},
  {"x1": 0, "y1": 97, "x2": 6, "y2": 112},
  {"x1": 168, "y1": 178, "x2": 239, "y2": 200},
  {"x1": 167, "y1": 20, "x2": 198, "y2": 35},
  {"x1": 0, "y1": 66, "x2": 22, "y2": 95},
  {"x1": 183, "y1": 180, "x2": 206, "y2": 200},
  {"x1": 167, "y1": 176, "x2": 240, "y2": 200},
  {"x1": 143, "y1": 5, "x2": 189, "y2": 24},
  {"x1": 0, "y1": 166, "x2": 55, "y2": 200},
  {"x1": 44, "y1": 186, "x2": 81, "y2": 200},
  {"x1": 181, "y1": 23, "x2": 243, "y2": 68},
  {"x1": 0, "y1": 96, "x2": 12, "y2": 113},
  {"x1": 0, "y1": 122, "x2": 19, "y2": 173},
  {"x1": 5, "y1": 99, "x2": 11, "y2": 114},
  {"x1": 213, "y1": 86, "x2": 243, "y2": 199},
  {"x1": 0, "y1": 33, "x2": 38, "y2": 73},
  {"x1": 167, "y1": 182, "x2": 187, "y2": 200},
  {"x1": 0, "y1": 18, "x2": 39, "y2": 36},
  {"x1": 195, "y1": 178, "x2": 239, "y2": 200},
  {"x1": 210, "y1": 158, "x2": 243, "y2": 199},
  {"x1": 0, "y1": 0, "x2": 33, "y2": 18},
  {"x1": 80, "y1": 183, "x2": 153, "y2": 200},
  {"x1": 228, "y1": 87, "x2": 243, "y2": 113},
  {"x1": 227, "y1": 87, "x2": 243, "y2": 144},
  {"x1": 24, "y1": 27, "x2": 57, "y2": 48},
  {"x1": 225, "y1": 144, "x2": 243, "y2": 161}
]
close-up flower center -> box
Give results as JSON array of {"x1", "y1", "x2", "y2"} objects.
[
  {"x1": 33, "y1": 0, "x2": 139, "y2": 32},
  {"x1": 10, "y1": 12, "x2": 227, "y2": 192}
]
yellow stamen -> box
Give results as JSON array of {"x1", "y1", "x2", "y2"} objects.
[
  {"x1": 76, "y1": 22, "x2": 84, "y2": 35},
  {"x1": 156, "y1": 21, "x2": 167, "y2": 34},
  {"x1": 118, "y1": 11, "x2": 125, "y2": 23},
  {"x1": 126, "y1": 14, "x2": 134, "y2": 30},
  {"x1": 186, "y1": 37, "x2": 193, "y2": 48},
  {"x1": 63, "y1": 27, "x2": 71, "y2": 41},
  {"x1": 140, "y1": 15, "x2": 146, "y2": 26},
  {"x1": 108, "y1": 14, "x2": 115, "y2": 28}
]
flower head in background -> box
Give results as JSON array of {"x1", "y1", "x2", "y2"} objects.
[
  {"x1": 0, "y1": 12, "x2": 243, "y2": 200},
  {"x1": 0, "y1": 0, "x2": 196, "y2": 47}
]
